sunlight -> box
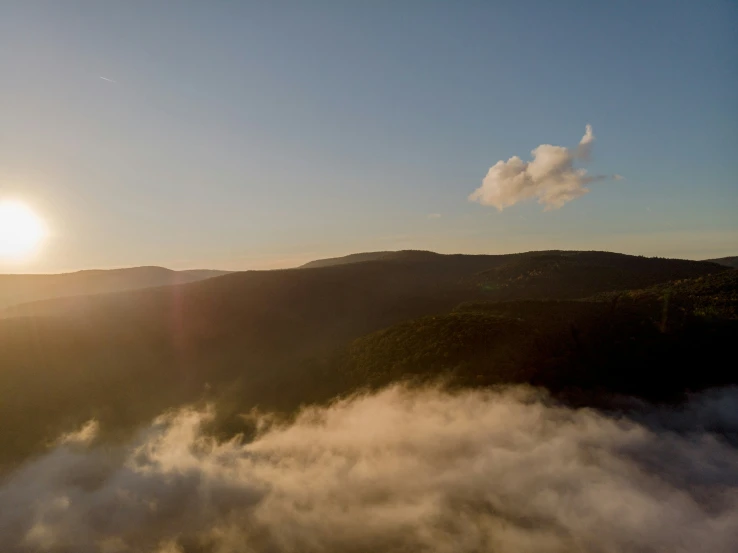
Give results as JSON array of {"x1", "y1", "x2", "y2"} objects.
[{"x1": 0, "y1": 200, "x2": 47, "y2": 259}]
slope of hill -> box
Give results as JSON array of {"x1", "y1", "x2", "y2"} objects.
[
  {"x1": 706, "y1": 256, "x2": 738, "y2": 269},
  {"x1": 6, "y1": 250, "x2": 724, "y2": 322},
  {"x1": 299, "y1": 251, "x2": 395, "y2": 268},
  {"x1": 0, "y1": 258, "x2": 481, "y2": 467},
  {"x1": 339, "y1": 271, "x2": 738, "y2": 404},
  {"x1": 0, "y1": 266, "x2": 229, "y2": 309},
  {"x1": 204, "y1": 269, "x2": 738, "y2": 439},
  {"x1": 300, "y1": 249, "x2": 477, "y2": 268},
  {"x1": 592, "y1": 268, "x2": 738, "y2": 321},
  {"x1": 302, "y1": 250, "x2": 727, "y2": 292},
  {"x1": 470, "y1": 251, "x2": 725, "y2": 299}
]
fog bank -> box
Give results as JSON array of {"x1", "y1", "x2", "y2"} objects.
[{"x1": 2, "y1": 386, "x2": 737, "y2": 552}]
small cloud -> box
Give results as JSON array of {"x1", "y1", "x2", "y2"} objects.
[
  {"x1": 99, "y1": 76, "x2": 117, "y2": 83},
  {"x1": 469, "y1": 125, "x2": 618, "y2": 211},
  {"x1": 575, "y1": 124, "x2": 595, "y2": 160},
  {"x1": 427, "y1": 213, "x2": 442, "y2": 219},
  {"x1": 57, "y1": 420, "x2": 99, "y2": 446},
  {"x1": 613, "y1": 174, "x2": 625, "y2": 181}
]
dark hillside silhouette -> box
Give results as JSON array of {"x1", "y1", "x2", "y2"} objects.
[{"x1": 470, "y1": 252, "x2": 725, "y2": 299}]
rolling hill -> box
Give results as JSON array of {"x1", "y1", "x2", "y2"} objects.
[
  {"x1": 706, "y1": 256, "x2": 738, "y2": 269},
  {"x1": 0, "y1": 266, "x2": 229, "y2": 309},
  {"x1": 469, "y1": 251, "x2": 726, "y2": 299},
  {"x1": 299, "y1": 251, "x2": 396, "y2": 268}
]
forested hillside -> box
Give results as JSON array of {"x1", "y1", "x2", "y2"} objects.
[{"x1": 0, "y1": 250, "x2": 734, "y2": 470}]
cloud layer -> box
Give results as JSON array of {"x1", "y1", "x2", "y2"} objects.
[
  {"x1": 1, "y1": 386, "x2": 737, "y2": 552},
  {"x1": 470, "y1": 125, "x2": 612, "y2": 210}
]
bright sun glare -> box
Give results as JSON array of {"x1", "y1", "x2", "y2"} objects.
[{"x1": 0, "y1": 200, "x2": 46, "y2": 259}]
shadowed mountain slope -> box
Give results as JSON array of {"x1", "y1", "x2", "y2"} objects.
[{"x1": 336, "y1": 269, "x2": 738, "y2": 405}]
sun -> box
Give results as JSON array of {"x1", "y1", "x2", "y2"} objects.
[{"x1": 0, "y1": 200, "x2": 47, "y2": 259}]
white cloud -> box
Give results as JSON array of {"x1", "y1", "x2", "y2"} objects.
[
  {"x1": 427, "y1": 213, "x2": 442, "y2": 219},
  {"x1": 575, "y1": 123, "x2": 595, "y2": 160},
  {"x1": 469, "y1": 125, "x2": 615, "y2": 211},
  {"x1": 1, "y1": 385, "x2": 737, "y2": 552}
]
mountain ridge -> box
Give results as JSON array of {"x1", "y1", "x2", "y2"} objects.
[
  {"x1": 706, "y1": 256, "x2": 738, "y2": 269},
  {"x1": 0, "y1": 266, "x2": 230, "y2": 309}
]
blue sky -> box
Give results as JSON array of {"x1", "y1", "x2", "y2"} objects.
[{"x1": 1, "y1": 0, "x2": 736, "y2": 272}]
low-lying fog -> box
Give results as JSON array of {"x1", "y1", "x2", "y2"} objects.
[{"x1": 2, "y1": 385, "x2": 737, "y2": 553}]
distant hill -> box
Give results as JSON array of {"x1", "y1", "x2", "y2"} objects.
[
  {"x1": 6, "y1": 250, "x2": 724, "y2": 321},
  {"x1": 299, "y1": 250, "x2": 450, "y2": 268},
  {"x1": 300, "y1": 251, "x2": 395, "y2": 268},
  {"x1": 303, "y1": 249, "x2": 727, "y2": 286},
  {"x1": 470, "y1": 251, "x2": 725, "y2": 299},
  {"x1": 706, "y1": 256, "x2": 738, "y2": 269},
  {"x1": 300, "y1": 249, "x2": 499, "y2": 268},
  {"x1": 0, "y1": 266, "x2": 229, "y2": 309}
]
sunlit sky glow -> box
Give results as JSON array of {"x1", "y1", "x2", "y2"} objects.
[
  {"x1": 1, "y1": 1, "x2": 736, "y2": 273},
  {"x1": 0, "y1": 200, "x2": 46, "y2": 260}
]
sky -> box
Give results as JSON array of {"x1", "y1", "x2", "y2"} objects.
[{"x1": 0, "y1": 0, "x2": 736, "y2": 273}]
